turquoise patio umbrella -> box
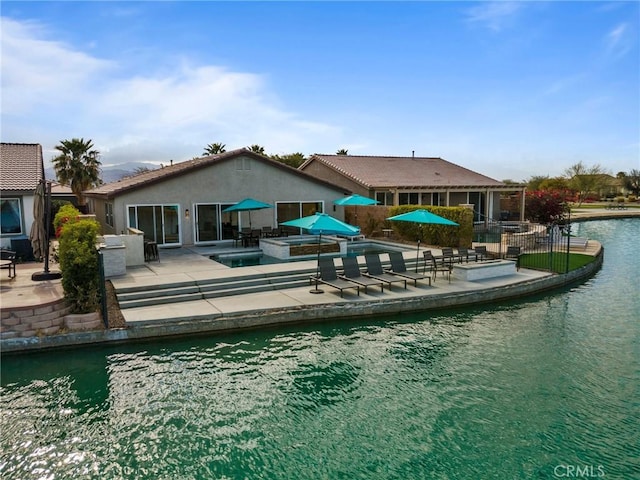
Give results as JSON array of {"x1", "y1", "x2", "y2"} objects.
[
  {"x1": 334, "y1": 194, "x2": 379, "y2": 224},
  {"x1": 281, "y1": 212, "x2": 360, "y2": 293},
  {"x1": 387, "y1": 209, "x2": 459, "y2": 272},
  {"x1": 222, "y1": 198, "x2": 273, "y2": 229}
]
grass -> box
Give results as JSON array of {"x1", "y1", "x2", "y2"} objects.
[{"x1": 519, "y1": 252, "x2": 595, "y2": 274}]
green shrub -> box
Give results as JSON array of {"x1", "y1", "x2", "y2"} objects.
[
  {"x1": 387, "y1": 206, "x2": 473, "y2": 247},
  {"x1": 58, "y1": 218, "x2": 101, "y2": 313},
  {"x1": 54, "y1": 204, "x2": 81, "y2": 237}
]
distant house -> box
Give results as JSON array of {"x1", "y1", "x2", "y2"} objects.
[
  {"x1": 84, "y1": 148, "x2": 349, "y2": 247},
  {"x1": 0, "y1": 143, "x2": 45, "y2": 250},
  {"x1": 299, "y1": 154, "x2": 526, "y2": 222}
]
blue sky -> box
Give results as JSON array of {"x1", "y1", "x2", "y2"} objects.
[{"x1": 2, "y1": 1, "x2": 638, "y2": 182}]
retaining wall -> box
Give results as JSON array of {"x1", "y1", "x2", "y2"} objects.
[{"x1": 1, "y1": 247, "x2": 604, "y2": 353}]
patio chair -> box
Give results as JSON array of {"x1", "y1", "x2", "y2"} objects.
[
  {"x1": 505, "y1": 246, "x2": 521, "y2": 270},
  {"x1": 310, "y1": 257, "x2": 361, "y2": 297},
  {"x1": 423, "y1": 250, "x2": 452, "y2": 282},
  {"x1": 457, "y1": 247, "x2": 478, "y2": 263},
  {"x1": 364, "y1": 253, "x2": 407, "y2": 290},
  {"x1": 340, "y1": 256, "x2": 385, "y2": 293},
  {"x1": 0, "y1": 249, "x2": 17, "y2": 278},
  {"x1": 386, "y1": 252, "x2": 431, "y2": 287},
  {"x1": 441, "y1": 247, "x2": 463, "y2": 264},
  {"x1": 473, "y1": 245, "x2": 489, "y2": 261}
]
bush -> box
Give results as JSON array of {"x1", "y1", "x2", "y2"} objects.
[
  {"x1": 54, "y1": 204, "x2": 81, "y2": 238},
  {"x1": 525, "y1": 191, "x2": 568, "y2": 224},
  {"x1": 387, "y1": 206, "x2": 473, "y2": 247},
  {"x1": 58, "y1": 218, "x2": 101, "y2": 313}
]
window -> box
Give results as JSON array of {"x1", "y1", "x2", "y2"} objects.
[
  {"x1": 398, "y1": 192, "x2": 419, "y2": 205},
  {"x1": 375, "y1": 191, "x2": 394, "y2": 206},
  {"x1": 105, "y1": 202, "x2": 114, "y2": 227},
  {"x1": 0, "y1": 198, "x2": 22, "y2": 234}
]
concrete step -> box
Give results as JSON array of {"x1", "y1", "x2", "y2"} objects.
[{"x1": 115, "y1": 269, "x2": 315, "y2": 309}]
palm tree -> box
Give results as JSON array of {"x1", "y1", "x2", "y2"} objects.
[
  {"x1": 52, "y1": 138, "x2": 102, "y2": 211},
  {"x1": 203, "y1": 143, "x2": 226, "y2": 155},
  {"x1": 248, "y1": 144, "x2": 266, "y2": 155},
  {"x1": 336, "y1": 148, "x2": 349, "y2": 155}
]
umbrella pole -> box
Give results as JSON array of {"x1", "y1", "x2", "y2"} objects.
[
  {"x1": 415, "y1": 239, "x2": 421, "y2": 273},
  {"x1": 310, "y1": 231, "x2": 324, "y2": 294}
]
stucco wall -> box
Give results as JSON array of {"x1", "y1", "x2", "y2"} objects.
[{"x1": 107, "y1": 155, "x2": 348, "y2": 245}]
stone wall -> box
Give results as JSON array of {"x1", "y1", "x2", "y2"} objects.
[
  {"x1": 290, "y1": 243, "x2": 340, "y2": 256},
  {"x1": 0, "y1": 300, "x2": 103, "y2": 339}
]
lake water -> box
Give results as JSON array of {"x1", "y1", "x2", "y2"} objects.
[{"x1": 2, "y1": 219, "x2": 638, "y2": 479}]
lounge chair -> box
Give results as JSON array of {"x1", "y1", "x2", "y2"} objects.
[
  {"x1": 310, "y1": 257, "x2": 361, "y2": 297},
  {"x1": 364, "y1": 253, "x2": 407, "y2": 290},
  {"x1": 423, "y1": 250, "x2": 452, "y2": 282},
  {"x1": 386, "y1": 252, "x2": 431, "y2": 287},
  {"x1": 340, "y1": 256, "x2": 385, "y2": 293}
]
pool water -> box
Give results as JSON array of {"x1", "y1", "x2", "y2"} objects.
[{"x1": 1, "y1": 219, "x2": 638, "y2": 479}]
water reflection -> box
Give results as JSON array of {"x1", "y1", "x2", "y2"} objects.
[{"x1": 1, "y1": 219, "x2": 638, "y2": 479}]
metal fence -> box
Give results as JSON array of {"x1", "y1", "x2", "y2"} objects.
[{"x1": 473, "y1": 219, "x2": 573, "y2": 274}]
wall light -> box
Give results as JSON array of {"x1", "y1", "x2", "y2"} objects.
[{"x1": 185, "y1": 209, "x2": 190, "y2": 219}]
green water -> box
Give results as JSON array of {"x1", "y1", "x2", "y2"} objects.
[{"x1": 2, "y1": 219, "x2": 639, "y2": 479}]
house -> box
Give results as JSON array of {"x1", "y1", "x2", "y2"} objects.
[
  {"x1": 0, "y1": 143, "x2": 45, "y2": 251},
  {"x1": 84, "y1": 148, "x2": 350, "y2": 247},
  {"x1": 299, "y1": 154, "x2": 526, "y2": 222}
]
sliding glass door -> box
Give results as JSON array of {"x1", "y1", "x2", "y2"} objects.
[{"x1": 127, "y1": 204, "x2": 181, "y2": 246}]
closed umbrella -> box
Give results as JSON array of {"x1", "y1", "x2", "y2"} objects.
[
  {"x1": 281, "y1": 212, "x2": 360, "y2": 293},
  {"x1": 334, "y1": 194, "x2": 379, "y2": 224},
  {"x1": 29, "y1": 181, "x2": 46, "y2": 261},
  {"x1": 387, "y1": 209, "x2": 459, "y2": 272},
  {"x1": 222, "y1": 198, "x2": 273, "y2": 230}
]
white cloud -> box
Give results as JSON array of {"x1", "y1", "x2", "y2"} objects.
[
  {"x1": 605, "y1": 22, "x2": 632, "y2": 59},
  {"x1": 464, "y1": 1, "x2": 523, "y2": 32},
  {"x1": 1, "y1": 17, "x2": 339, "y2": 165}
]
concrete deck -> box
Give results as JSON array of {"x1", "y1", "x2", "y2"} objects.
[{"x1": 3, "y1": 205, "x2": 636, "y2": 352}]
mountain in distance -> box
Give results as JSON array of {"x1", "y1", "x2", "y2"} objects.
[{"x1": 45, "y1": 161, "x2": 160, "y2": 185}]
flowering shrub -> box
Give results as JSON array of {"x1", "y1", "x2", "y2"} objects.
[
  {"x1": 525, "y1": 190, "x2": 569, "y2": 224},
  {"x1": 53, "y1": 204, "x2": 81, "y2": 238}
]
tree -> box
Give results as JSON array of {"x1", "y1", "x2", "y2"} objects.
[
  {"x1": 526, "y1": 175, "x2": 550, "y2": 191},
  {"x1": 623, "y1": 169, "x2": 640, "y2": 196},
  {"x1": 539, "y1": 176, "x2": 570, "y2": 193},
  {"x1": 248, "y1": 144, "x2": 266, "y2": 155},
  {"x1": 271, "y1": 152, "x2": 306, "y2": 168},
  {"x1": 525, "y1": 191, "x2": 569, "y2": 225},
  {"x1": 336, "y1": 149, "x2": 349, "y2": 155},
  {"x1": 203, "y1": 143, "x2": 226, "y2": 155},
  {"x1": 52, "y1": 138, "x2": 102, "y2": 211},
  {"x1": 564, "y1": 162, "x2": 609, "y2": 206}
]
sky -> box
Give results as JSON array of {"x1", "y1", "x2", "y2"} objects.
[{"x1": 2, "y1": 1, "x2": 639, "y2": 182}]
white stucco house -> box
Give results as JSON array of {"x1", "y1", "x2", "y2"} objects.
[{"x1": 84, "y1": 148, "x2": 350, "y2": 247}]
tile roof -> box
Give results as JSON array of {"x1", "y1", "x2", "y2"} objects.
[
  {"x1": 303, "y1": 154, "x2": 511, "y2": 189},
  {"x1": 0, "y1": 143, "x2": 45, "y2": 191},
  {"x1": 86, "y1": 148, "x2": 346, "y2": 198}
]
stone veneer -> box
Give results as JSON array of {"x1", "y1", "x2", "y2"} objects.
[{"x1": 0, "y1": 300, "x2": 103, "y2": 339}]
